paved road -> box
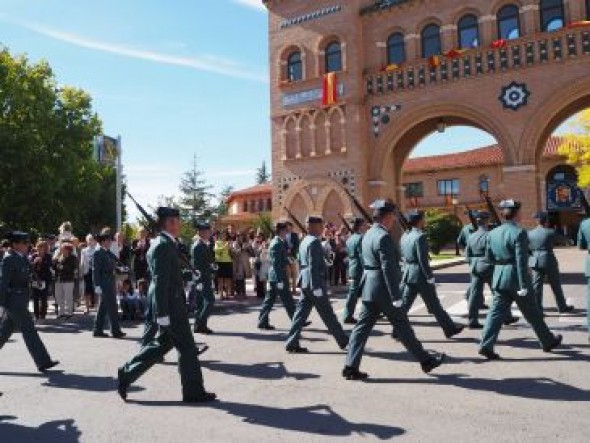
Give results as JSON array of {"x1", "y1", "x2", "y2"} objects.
[{"x1": 1, "y1": 248, "x2": 589, "y2": 442}]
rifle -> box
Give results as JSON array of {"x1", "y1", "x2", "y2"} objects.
[
  {"x1": 284, "y1": 207, "x2": 308, "y2": 235},
  {"x1": 338, "y1": 213, "x2": 353, "y2": 233},
  {"x1": 481, "y1": 192, "x2": 501, "y2": 227},
  {"x1": 126, "y1": 192, "x2": 201, "y2": 281},
  {"x1": 580, "y1": 190, "x2": 590, "y2": 217},
  {"x1": 394, "y1": 207, "x2": 410, "y2": 231},
  {"x1": 465, "y1": 206, "x2": 478, "y2": 228},
  {"x1": 342, "y1": 187, "x2": 374, "y2": 223}
]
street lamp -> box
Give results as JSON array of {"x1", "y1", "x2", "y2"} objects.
[{"x1": 452, "y1": 198, "x2": 460, "y2": 256}]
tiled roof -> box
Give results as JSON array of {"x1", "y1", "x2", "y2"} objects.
[
  {"x1": 227, "y1": 183, "x2": 272, "y2": 201},
  {"x1": 404, "y1": 136, "x2": 567, "y2": 174}
]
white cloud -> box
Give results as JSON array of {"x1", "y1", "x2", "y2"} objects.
[
  {"x1": 232, "y1": 0, "x2": 266, "y2": 11},
  {"x1": 8, "y1": 19, "x2": 268, "y2": 83}
]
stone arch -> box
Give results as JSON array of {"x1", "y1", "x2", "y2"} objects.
[
  {"x1": 283, "y1": 116, "x2": 299, "y2": 160},
  {"x1": 315, "y1": 179, "x2": 354, "y2": 216},
  {"x1": 278, "y1": 44, "x2": 306, "y2": 81},
  {"x1": 315, "y1": 34, "x2": 346, "y2": 75},
  {"x1": 490, "y1": 0, "x2": 524, "y2": 16},
  {"x1": 313, "y1": 110, "x2": 328, "y2": 156},
  {"x1": 520, "y1": 76, "x2": 590, "y2": 167},
  {"x1": 321, "y1": 190, "x2": 345, "y2": 225},
  {"x1": 300, "y1": 113, "x2": 314, "y2": 158},
  {"x1": 328, "y1": 106, "x2": 346, "y2": 154},
  {"x1": 414, "y1": 16, "x2": 444, "y2": 36},
  {"x1": 282, "y1": 180, "x2": 315, "y2": 215},
  {"x1": 450, "y1": 6, "x2": 483, "y2": 24}
]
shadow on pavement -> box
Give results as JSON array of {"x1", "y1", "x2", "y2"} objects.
[
  {"x1": 365, "y1": 373, "x2": 590, "y2": 401},
  {"x1": 127, "y1": 401, "x2": 405, "y2": 439},
  {"x1": 0, "y1": 416, "x2": 81, "y2": 442},
  {"x1": 202, "y1": 360, "x2": 320, "y2": 381},
  {"x1": 212, "y1": 331, "x2": 327, "y2": 343}
]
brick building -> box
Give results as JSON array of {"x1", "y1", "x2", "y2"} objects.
[
  {"x1": 220, "y1": 183, "x2": 273, "y2": 230},
  {"x1": 264, "y1": 0, "x2": 590, "y2": 230}
]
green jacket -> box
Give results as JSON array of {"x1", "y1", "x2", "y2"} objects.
[
  {"x1": 466, "y1": 227, "x2": 493, "y2": 277},
  {"x1": 485, "y1": 221, "x2": 530, "y2": 292},
  {"x1": 359, "y1": 224, "x2": 402, "y2": 303},
  {"x1": 578, "y1": 218, "x2": 590, "y2": 277},
  {"x1": 191, "y1": 237, "x2": 213, "y2": 284},
  {"x1": 0, "y1": 251, "x2": 30, "y2": 306},
  {"x1": 297, "y1": 235, "x2": 326, "y2": 291},
  {"x1": 268, "y1": 236, "x2": 289, "y2": 283},
  {"x1": 528, "y1": 226, "x2": 560, "y2": 271},
  {"x1": 457, "y1": 223, "x2": 475, "y2": 249},
  {"x1": 346, "y1": 232, "x2": 364, "y2": 282},
  {"x1": 93, "y1": 247, "x2": 117, "y2": 297},
  {"x1": 401, "y1": 228, "x2": 433, "y2": 284},
  {"x1": 147, "y1": 233, "x2": 186, "y2": 320}
]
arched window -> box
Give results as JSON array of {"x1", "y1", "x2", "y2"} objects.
[
  {"x1": 325, "y1": 41, "x2": 342, "y2": 73},
  {"x1": 587, "y1": 0, "x2": 590, "y2": 20},
  {"x1": 242, "y1": 201, "x2": 248, "y2": 213},
  {"x1": 497, "y1": 4, "x2": 521, "y2": 40},
  {"x1": 266, "y1": 199, "x2": 272, "y2": 211},
  {"x1": 287, "y1": 51, "x2": 302, "y2": 82},
  {"x1": 458, "y1": 14, "x2": 480, "y2": 49},
  {"x1": 479, "y1": 175, "x2": 490, "y2": 194},
  {"x1": 386, "y1": 33, "x2": 406, "y2": 65},
  {"x1": 421, "y1": 24, "x2": 441, "y2": 58},
  {"x1": 540, "y1": 0, "x2": 565, "y2": 32}
]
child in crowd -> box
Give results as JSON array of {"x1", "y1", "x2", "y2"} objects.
[{"x1": 118, "y1": 279, "x2": 138, "y2": 321}]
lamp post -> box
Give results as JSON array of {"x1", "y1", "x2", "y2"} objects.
[{"x1": 452, "y1": 198, "x2": 460, "y2": 256}]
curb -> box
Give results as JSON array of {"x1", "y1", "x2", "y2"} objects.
[{"x1": 431, "y1": 258, "x2": 466, "y2": 271}]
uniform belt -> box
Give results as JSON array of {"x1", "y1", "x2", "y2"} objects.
[
  {"x1": 494, "y1": 259, "x2": 515, "y2": 265},
  {"x1": 470, "y1": 254, "x2": 485, "y2": 258},
  {"x1": 404, "y1": 260, "x2": 418, "y2": 264},
  {"x1": 363, "y1": 266, "x2": 380, "y2": 271},
  {"x1": 7, "y1": 288, "x2": 28, "y2": 294}
]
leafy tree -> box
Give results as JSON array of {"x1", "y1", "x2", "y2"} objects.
[
  {"x1": 212, "y1": 185, "x2": 234, "y2": 219},
  {"x1": 178, "y1": 154, "x2": 214, "y2": 224},
  {"x1": 255, "y1": 161, "x2": 271, "y2": 184},
  {"x1": 558, "y1": 110, "x2": 590, "y2": 187},
  {"x1": 425, "y1": 210, "x2": 462, "y2": 254},
  {"x1": 0, "y1": 47, "x2": 117, "y2": 235}
]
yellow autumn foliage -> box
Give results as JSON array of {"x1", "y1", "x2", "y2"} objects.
[{"x1": 558, "y1": 110, "x2": 590, "y2": 187}]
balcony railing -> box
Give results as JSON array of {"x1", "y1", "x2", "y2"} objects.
[{"x1": 365, "y1": 26, "x2": 590, "y2": 97}]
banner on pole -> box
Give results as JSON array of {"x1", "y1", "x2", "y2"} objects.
[{"x1": 94, "y1": 135, "x2": 119, "y2": 167}]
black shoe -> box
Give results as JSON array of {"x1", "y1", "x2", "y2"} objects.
[
  {"x1": 112, "y1": 332, "x2": 126, "y2": 339},
  {"x1": 93, "y1": 331, "x2": 108, "y2": 338},
  {"x1": 38, "y1": 360, "x2": 60, "y2": 373},
  {"x1": 480, "y1": 304, "x2": 490, "y2": 310},
  {"x1": 340, "y1": 338, "x2": 350, "y2": 351},
  {"x1": 303, "y1": 321, "x2": 312, "y2": 327},
  {"x1": 558, "y1": 305, "x2": 575, "y2": 314},
  {"x1": 183, "y1": 392, "x2": 217, "y2": 403},
  {"x1": 342, "y1": 366, "x2": 368, "y2": 381},
  {"x1": 258, "y1": 324, "x2": 276, "y2": 331},
  {"x1": 503, "y1": 316, "x2": 519, "y2": 326},
  {"x1": 445, "y1": 325, "x2": 464, "y2": 339},
  {"x1": 391, "y1": 329, "x2": 399, "y2": 340},
  {"x1": 286, "y1": 345, "x2": 308, "y2": 354},
  {"x1": 479, "y1": 348, "x2": 501, "y2": 360},
  {"x1": 468, "y1": 322, "x2": 484, "y2": 330},
  {"x1": 197, "y1": 345, "x2": 209, "y2": 356},
  {"x1": 421, "y1": 353, "x2": 445, "y2": 374},
  {"x1": 343, "y1": 318, "x2": 358, "y2": 325},
  {"x1": 543, "y1": 334, "x2": 563, "y2": 353},
  {"x1": 195, "y1": 326, "x2": 214, "y2": 335},
  {"x1": 117, "y1": 367, "x2": 128, "y2": 401}
]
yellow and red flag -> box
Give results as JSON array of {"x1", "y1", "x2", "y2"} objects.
[{"x1": 322, "y1": 72, "x2": 338, "y2": 106}]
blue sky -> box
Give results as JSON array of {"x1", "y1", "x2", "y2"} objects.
[{"x1": 0, "y1": 0, "x2": 571, "y2": 221}]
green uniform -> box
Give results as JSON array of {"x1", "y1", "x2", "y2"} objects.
[
  {"x1": 93, "y1": 247, "x2": 123, "y2": 336},
  {"x1": 120, "y1": 233, "x2": 208, "y2": 399},
  {"x1": 345, "y1": 224, "x2": 431, "y2": 370},
  {"x1": 577, "y1": 218, "x2": 590, "y2": 334},
  {"x1": 286, "y1": 235, "x2": 348, "y2": 349},
  {"x1": 342, "y1": 232, "x2": 364, "y2": 322},
  {"x1": 400, "y1": 228, "x2": 458, "y2": 336},
  {"x1": 465, "y1": 227, "x2": 493, "y2": 325},
  {"x1": 480, "y1": 221, "x2": 557, "y2": 352},
  {"x1": 258, "y1": 236, "x2": 295, "y2": 328},
  {"x1": 0, "y1": 251, "x2": 53, "y2": 369},
  {"x1": 457, "y1": 223, "x2": 474, "y2": 250},
  {"x1": 192, "y1": 237, "x2": 215, "y2": 330},
  {"x1": 528, "y1": 226, "x2": 568, "y2": 312}
]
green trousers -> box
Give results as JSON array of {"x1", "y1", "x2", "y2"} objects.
[
  {"x1": 194, "y1": 285, "x2": 215, "y2": 329},
  {"x1": 93, "y1": 289, "x2": 122, "y2": 335},
  {"x1": 401, "y1": 281, "x2": 456, "y2": 336},
  {"x1": 480, "y1": 289, "x2": 555, "y2": 351},
  {"x1": 345, "y1": 299, "x2": 431, "y2": 369},
  {"x1": 531, "y1": 265, "x2": 568, "y2": 312},
  {"x1": 0, "y1": 296, "x2": 52, "y2": 369},
  {"x1": 258, "y1": 281, "x2": 295, "y2": 327},
  {"x1": 121, "y1": 315, "x2": 206, "y2": 399},
  {"x1": 342, "y1": 277, "x2": 361, "y2": 321},
  {"x1": 286, "y1": 290, "x2": 348, "y2": 349},
  {"x1": 467, "y1": 273, "x2": 492, "y2": 324}
]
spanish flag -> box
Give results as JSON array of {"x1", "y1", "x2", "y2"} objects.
[{"x1": 322, "y1": 72, "x2": 338, "y2": 106}]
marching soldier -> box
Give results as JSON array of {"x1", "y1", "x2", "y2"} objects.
[
  {"x1": 192, "y1": 221, "x2": 216, "y2": 335},
  {"x1": 479, "y1": 200, "x2": 562, "y2": 360},
  {"x1": 577, "y1": 213, "x2": 590, "y2": 341},
  {"x1": 399, "y1": 210, "x2": 464, "y2": 339},
  {"x1": 528, "y1": 211, "x2": 574, "y2": 313},
  {"x1": 285, "y1": 216, "x2": 349, "y2": 353},
  {"x1": 456, "y1": 212, "x2": 475, "y2": 251},
  {"x1": 93, "y1": 231, "x2": 126, "y2": 339},
  {"x1": 342, "y1": 218, "x2": 368, "y2": 324},
  {"x1": 0, "y1": 232, "x2": 59, "y2": 372},
  {"x1": 117, "y1": 207, "x2": 216, "y2": 403},
  {"x1": 258, "y1": 222, "x2": 296, "y2": 330},
  {"x1": 343, "y1": 201, "x2": 444, "y2": 380}
]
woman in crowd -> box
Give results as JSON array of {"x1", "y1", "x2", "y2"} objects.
[
  {"x1": 118, "y1": 278, "x2": 140, "y2": 321},
  {"x1": 30, "y1": 240, "x2": 53, "y2": 322},
  {"x1": 232, "y1": 233, "x2": 253, "y2": 298},
  {"x1": 214, "y1": 231, "x2": 233, "y2": 300},
  {"x1": 53, "y1": 242, "x2": 78, "y2": 319},
  {"x1": 132, "y1": 227, "x2": 150, "y2": 282},
  {"x1": 80, "y1": 235, "x2": 97, "y2": 315},
  {"x1": 252, "y1": 233, "x2": 270, "y2": 299}
]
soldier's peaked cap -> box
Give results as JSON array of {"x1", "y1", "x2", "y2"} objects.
[
  {"x1": 275, "y1": 222, "x2": 288, "y2": 231},
  {"x1": 306, "y1": 215, "x2": 323, "y2": 224},
  {"x1": 9, "y1": 231, "x2": 30, "y2": 243},
  {"x1": 156, "y1": 207, "x2": 180, "y2": 219},
  {"x1": 534, "y1": 211, "x2": 549, "y2": 221},
  {"x1": 498, "y1": 199, "x2": 521, "y2": 210},
  {"x1": 474, "y1": 211, "x2": 491, "y2": 220},
  {"x1": 196, "y1": 221, "x2": 211, "y2": 230},
  {"x1": 406, "y1": 210, "x2": 425, "y2": 223},
  {"x1": 370, "y1": 199, "x2": 396, "y2": 214}
]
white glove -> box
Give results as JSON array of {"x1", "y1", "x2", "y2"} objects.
[
  {"x1": 277, "y1": 282, "x2": 284, "y2": 290},
  {"x1": 157, "y1": 316, "x2": 170, "y2": 327},
  {"x1": 427, "y1": 278, "x2": 436, "y2": 285},
  {"x1": 392, "y1": 299, "x2": 403, "y2": 308},
  {"x1": 94, "y1": 286, "x2": 103, "y2": 295},
  {"x1": 313, "y1": 289, "x2": 324, "y2": 297},
  {"x1": 196, "y1": 283, "x2": 203, "y2": 292},
  {"x1": 517, "y1": 289, "x2": 528, "y2": 297},
  {"x1": 0, "y1": 306, "x2": 5, "y2": 318}
]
